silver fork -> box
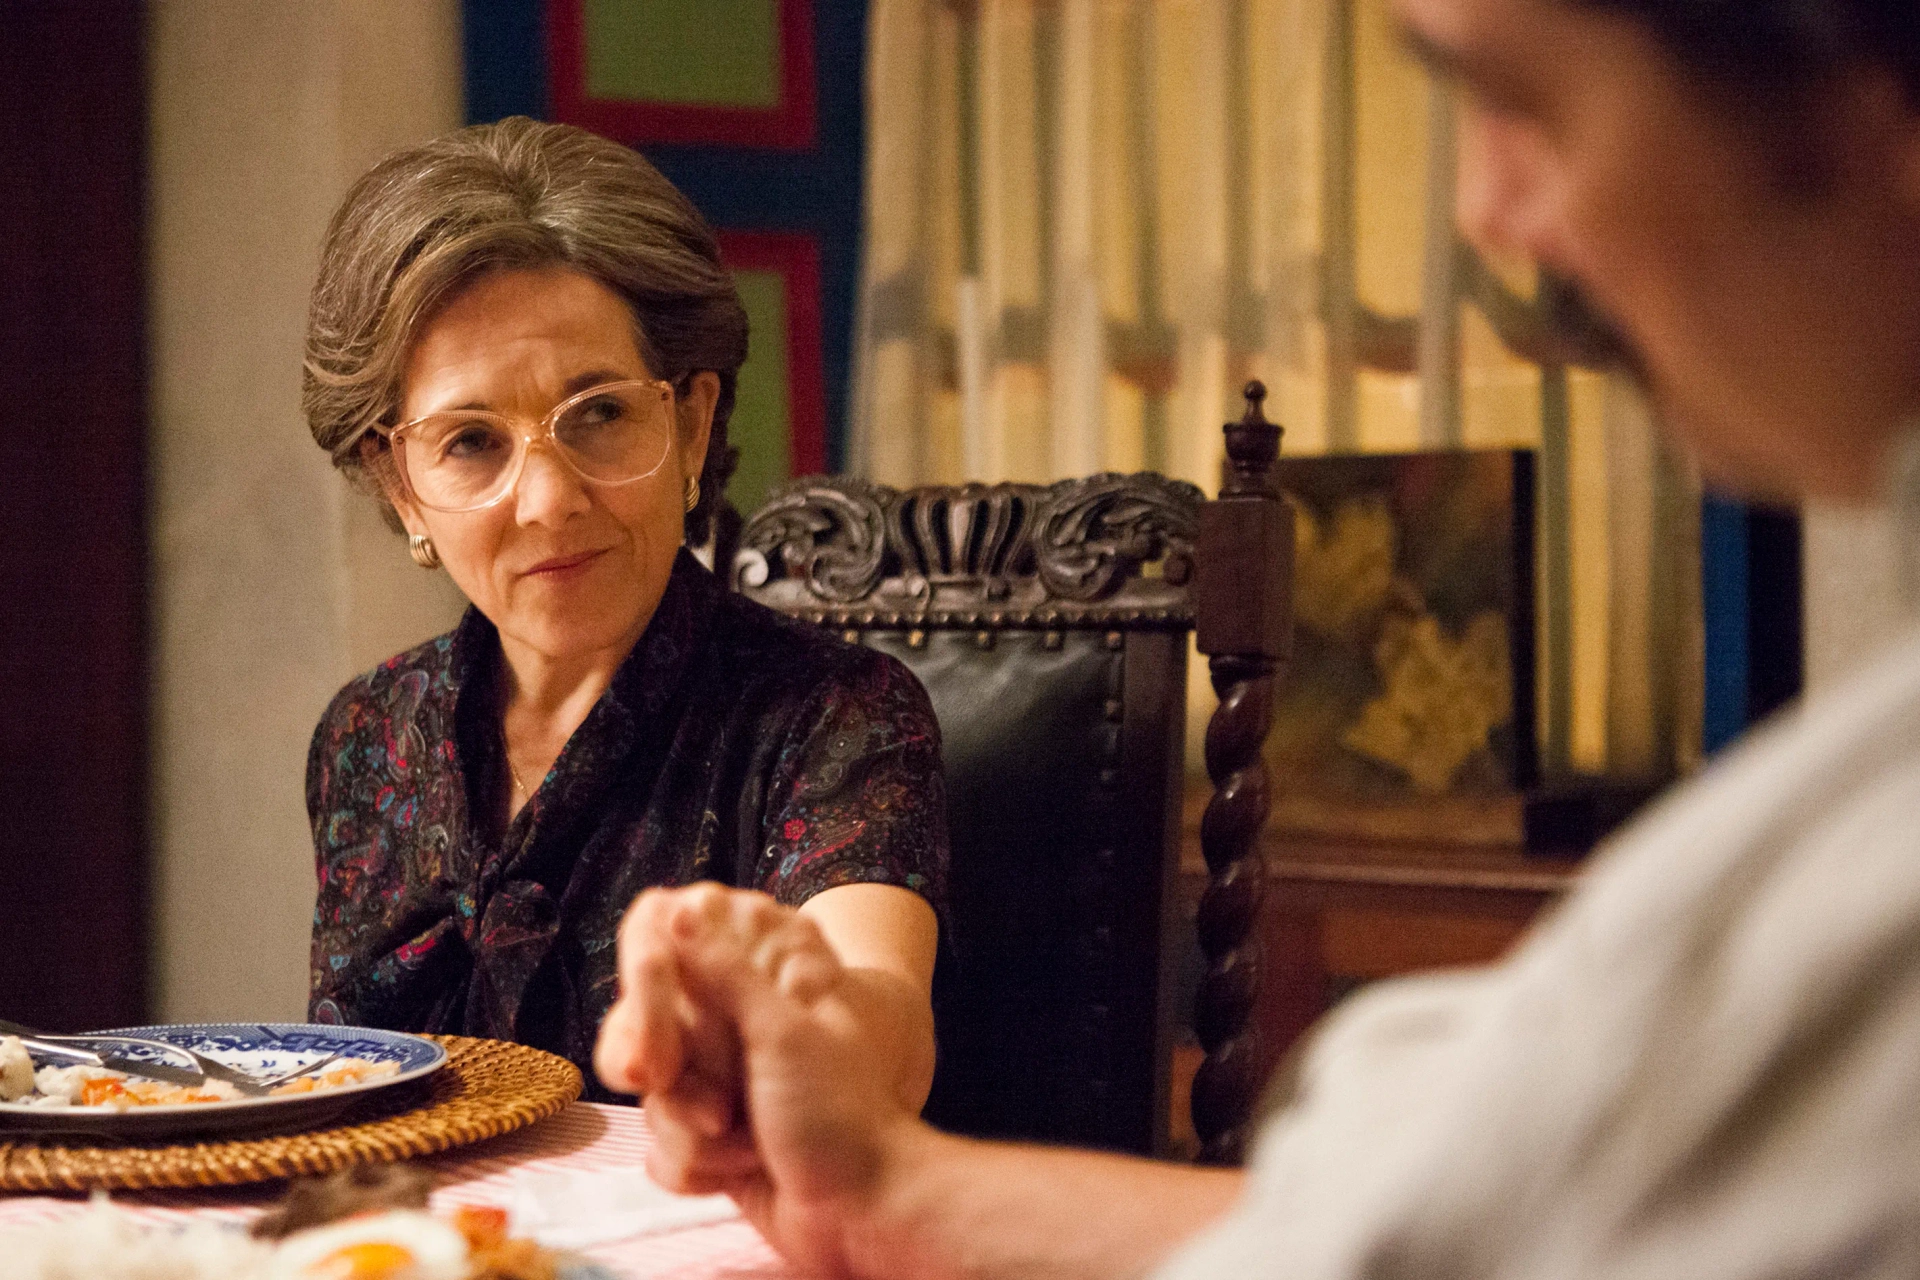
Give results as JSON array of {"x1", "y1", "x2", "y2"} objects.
[{"x1": 250, "y1": 1051, "x2": 346, "y2": 1091}]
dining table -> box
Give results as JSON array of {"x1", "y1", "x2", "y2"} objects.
[{"x1": 0, "y1": 1101, "x2": 792, "y2": 1279}]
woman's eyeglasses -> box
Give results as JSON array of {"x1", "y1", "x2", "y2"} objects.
[{"x1": 371, "y1": 379, "x2": 678, "y2": 513}]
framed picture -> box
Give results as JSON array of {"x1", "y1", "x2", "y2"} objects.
[
  {"x1": 548, "y1": 0, "x2": 817, "y2": 149},
  {"x1": 1267, "y1": 449, "x2": 1536, "y2": 845}
]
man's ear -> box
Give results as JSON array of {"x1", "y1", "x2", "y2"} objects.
[{"x1": 677, "y1": 371, "x2": 720, "y2": 480}]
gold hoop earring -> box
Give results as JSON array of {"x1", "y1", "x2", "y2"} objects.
[
  {"x1": 408, "y1": 534, "x2": 441, "y2": 570},
  {"x1": 684, "y1": 475, "x2": 701, "y2": 513}
]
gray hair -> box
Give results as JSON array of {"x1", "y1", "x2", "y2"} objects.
[{"x1": 302, "y1": 116, "x2": 748, "y2": 541}]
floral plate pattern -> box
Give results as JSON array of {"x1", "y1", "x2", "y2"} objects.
[{"x1": 0, "y1": 1022, "x2": 447, "y2": 1140}]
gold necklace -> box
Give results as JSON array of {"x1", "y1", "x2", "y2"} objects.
[{"x1": 506, "y1": 753, "x2": 533, "y2": 800}]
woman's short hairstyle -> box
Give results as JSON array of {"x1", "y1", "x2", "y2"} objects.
[{"x1": 303, "y1": 116, "x2": 748, "y2": 543}]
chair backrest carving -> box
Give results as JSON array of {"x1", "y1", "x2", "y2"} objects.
[{"x1": 733, "y1": 473, "x2": 1201, "y2": 626}]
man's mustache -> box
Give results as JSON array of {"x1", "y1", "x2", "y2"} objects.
[{"x1": 1538, "y1": 273, "x2": 1645, "y2": 377}]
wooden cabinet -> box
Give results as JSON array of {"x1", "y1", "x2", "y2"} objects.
[
  {"x1": 1169, "y1": 785, "x2": 1581, "y2": 1154},
  {"x1": 1253, "y1": 834, "x2": 1577, "y2": 1056}
]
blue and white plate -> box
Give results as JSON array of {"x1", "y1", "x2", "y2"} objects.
[{"x1": 0, "y1": 1022, "x2": 447, "y2": 1140}]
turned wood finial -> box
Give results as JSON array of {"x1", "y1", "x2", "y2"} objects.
[{"x1": 1220, "y1": 381, "x2": 1283, "y2": 499}]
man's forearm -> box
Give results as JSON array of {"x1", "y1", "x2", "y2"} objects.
[{"x1": 849, "y1": 1125, "x2": 1243, "y2": 1280}]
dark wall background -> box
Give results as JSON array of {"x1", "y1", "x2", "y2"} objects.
[{"x1": 0, "y1": 0, "x2": 149, "y2": 1030}]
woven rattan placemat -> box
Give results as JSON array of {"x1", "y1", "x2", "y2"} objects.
[{"x1": 0, "y1": 1034, "x2": 583, "y2": 1192}]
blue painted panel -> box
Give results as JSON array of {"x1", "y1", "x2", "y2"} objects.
[
  {"x1": 464, "y1": 0, "x2": 547, "y2": 122},
  {"x1": 1701, "y1": 496, "x2": 1750, "y2": 753},
  {"x1": 639, "y1": 0, "x2": 865, "y2": 470}
]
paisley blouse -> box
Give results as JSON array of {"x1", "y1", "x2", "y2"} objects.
[{"x1": 305, "y1": 551, "x2": 948, "y2": 1097}]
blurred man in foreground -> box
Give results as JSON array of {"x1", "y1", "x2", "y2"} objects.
[{"x1": 597, "y1": 0, "x2": 1920, "y2": 1276}]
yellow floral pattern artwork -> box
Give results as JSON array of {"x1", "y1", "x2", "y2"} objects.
[
  {"x1": 1293, "y1": 498, "x2": 1398, "y2": 644},
  {"x1": 1342, "y1": 612, "x2": 1514, "y2": 794},
  {"x1": 1265, "y1": 449, "x2": 1532, "y2": 843}
]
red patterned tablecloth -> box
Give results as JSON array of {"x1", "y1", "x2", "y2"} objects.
[{"x1": 0, "y1": 1102, "x2": 789, "y2": 1279}]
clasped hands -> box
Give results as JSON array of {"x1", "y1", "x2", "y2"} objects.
[
  {"x1": 594, "y1": 884, "x2": 1246, "y2": 1280},
  {"x1": 592, "y1": 885, "x2": 936, "y2": 1278}
]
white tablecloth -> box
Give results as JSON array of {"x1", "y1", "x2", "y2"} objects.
[{"x1": 0, "y1": 1102, "x2": 789, "y2": 1280}]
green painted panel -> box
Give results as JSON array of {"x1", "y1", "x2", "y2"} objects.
[
  {"x1": 585, "y1": 0, "x2": 780, "y2": 108},
  {"x1": 727, "y1": 269, "x2": 791, "y2": 515}
]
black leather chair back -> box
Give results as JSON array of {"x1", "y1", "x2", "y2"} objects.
[{"x1": 735, "y1": 474, "x2": 1200, "y2": 1154}]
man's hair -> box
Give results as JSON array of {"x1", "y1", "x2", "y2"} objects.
[
  {"x1": 304, "y1": 117, "x2": 748, "y2": 543},
  {"x1": 1573, "y1": 1, "x2": 1917, "y2": 194},
  {"x1": 1577, "y1": 0, "x2": 1918, "y2": 105}
]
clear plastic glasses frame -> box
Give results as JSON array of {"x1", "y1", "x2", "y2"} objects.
[{"x1": 372, "y1": 378, "x2": 678, "y2": 513}]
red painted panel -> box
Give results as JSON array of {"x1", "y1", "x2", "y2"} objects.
[
  {"x1": 716, "y1": 231, "x2": 827, "y2": 476},
  {"x1": 548, "y1": 0, "x2": 818, "y2": 149}
]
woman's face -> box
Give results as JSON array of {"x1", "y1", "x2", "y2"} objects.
[{"x1": 389, "y1": 266, "x2": 716, "y2": 665}]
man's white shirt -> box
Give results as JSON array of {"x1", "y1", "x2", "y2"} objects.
[{"x1": 1164, "y1": 479, "x2": 1920, "y2": 1279}]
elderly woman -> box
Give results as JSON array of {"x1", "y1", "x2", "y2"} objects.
[{"x1": 300, "y1": 118, "x2": 946, "y2": 1103}]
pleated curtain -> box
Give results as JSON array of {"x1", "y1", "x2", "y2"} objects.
[{"x1": 852, "y1": 0, "x2": 1700, "y2": 780}]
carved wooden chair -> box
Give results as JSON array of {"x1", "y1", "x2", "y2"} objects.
[{"x1": 732, "y1": 384, "x2": 1291, "y2": 1162}]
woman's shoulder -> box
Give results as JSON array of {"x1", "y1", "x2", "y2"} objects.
[
  {"x1": 305, "y1": 626, "x2": 469, "y2": 814},
  {"x1": 315, "y1": 627, "x2": 465, "y2": 738}
]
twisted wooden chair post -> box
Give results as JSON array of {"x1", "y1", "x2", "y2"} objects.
[{"x1": 1191, "y1": 382, "x2": 1293, "y2": 1164}]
